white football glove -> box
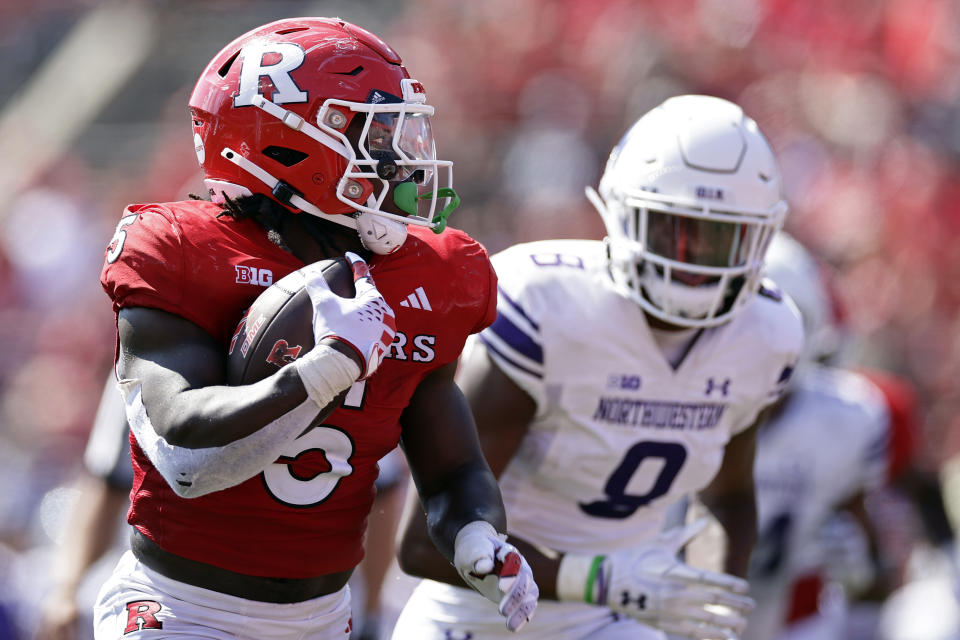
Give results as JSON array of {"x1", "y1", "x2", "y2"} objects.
[
  {"x1": 557, "y1": 520, "x2": 755, "y2": 640},
  {"x1": 303, "y1": 251, "x2": 396, "y2": 380},
  {"x1": 454, "y1": 520, "x2": 539, "y2": 632}
]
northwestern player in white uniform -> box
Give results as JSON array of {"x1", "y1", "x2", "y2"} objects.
[
  {"x1": 393, "y1": 95, "x2": 803, "y2": 640},
  {"x1": 744, "y1": 233, "x2": 890, "y2": 640}
]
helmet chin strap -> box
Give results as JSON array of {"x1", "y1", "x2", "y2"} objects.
[
  {"x1": 586, "y1": 186, "x2": 619, "y2": 231},
  {"x1": 640, "y1": 262, "x2": 725, "y2": 320},
  {"x1": 219, "y1": 146, "x2": 406, "y2": 254}
]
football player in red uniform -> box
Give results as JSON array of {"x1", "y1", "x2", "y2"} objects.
[{"x1": 95, "y1": 18, "x2": 537, "y2": 640}]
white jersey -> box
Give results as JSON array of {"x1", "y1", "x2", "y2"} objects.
[
  {"x1": 482, "y1": 239, "x2": 802, "y2": 553},
  {"x1": 745, "y1": 365, "x2": 891, "y2": 640},
  {"x1": 393, "y1": 240, "x2": 803, "y2": 640}
]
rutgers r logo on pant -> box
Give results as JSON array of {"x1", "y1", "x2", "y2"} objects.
[{"x1": 124, "y1": 600, "x2": 163, "y2": 634}]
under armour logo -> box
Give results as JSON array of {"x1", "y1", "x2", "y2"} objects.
[
  {"x1": 619, "y1": 590, "x2": 648, "y2": 610},
  {"x1": 705, "y1": 377, "x2": 731, "y2": 396}
]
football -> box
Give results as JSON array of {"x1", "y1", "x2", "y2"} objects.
[{"x1": 227, "y1": 257, "x2": 356, "y2": 421}]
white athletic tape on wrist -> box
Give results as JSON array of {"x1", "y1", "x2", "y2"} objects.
[
  {"x1": 556, "y1": 553, "x2": 606, "y2": 604},
  {"x1": 293, "y1": 344, "x2": 361, "y2": 409}
]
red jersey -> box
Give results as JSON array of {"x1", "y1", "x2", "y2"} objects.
[{"x1": 101, "y1": 200, "x2": 497, "y2": 577}]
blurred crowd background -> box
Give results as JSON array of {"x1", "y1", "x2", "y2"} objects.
[{"x1": 1, "y1": 0, "x2": 960, "y2": 638}]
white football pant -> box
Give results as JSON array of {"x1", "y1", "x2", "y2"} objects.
[
  {"x1": 93, "y1": 551, "x2": 353, "y2": 639},
  {"x1": 393, "y1": 581, "x2": 666, "y2": 640}
]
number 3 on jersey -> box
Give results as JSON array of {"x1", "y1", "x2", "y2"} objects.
[
  {"x1": 262, "y1": 425, "x2": 354, "y2": 507},
  {"x1": 580, "y1": 440, "x2": 687, "y2": 519},
  {"x1": 261, "y1": 380, "x2": 368, "y2": 507}
]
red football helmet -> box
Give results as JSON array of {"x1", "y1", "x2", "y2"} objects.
[{"x1": 189, "y1": 18, "x2": 458, "y2": 254}]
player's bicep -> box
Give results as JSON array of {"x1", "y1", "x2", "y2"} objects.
[{"x1": 117, "y1": 306, "x2": 226, "y2": 432}]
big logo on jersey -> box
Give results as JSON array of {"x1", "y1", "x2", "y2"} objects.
[{"x1": 235, "y1": 265, "x2": 274, "y2": 287}]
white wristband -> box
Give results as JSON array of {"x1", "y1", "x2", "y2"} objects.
[
  {"x1": 556, "y1": 552, "x2": 605, "y2": 603},
  {"x1": 293, "y1": 344, "x2": 360, "y2": 409}
]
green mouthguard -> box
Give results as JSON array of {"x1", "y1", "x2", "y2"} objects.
[{"x1": 393, "y1": 182, "x2": 460, "y2": 234}]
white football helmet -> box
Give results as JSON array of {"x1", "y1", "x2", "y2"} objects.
[
  {"x1": 587, "y1": 95, "x2": 788, "y2": 327},
  {"x1": 764, "y1": 232, "x2": 843, "y2": 365}
]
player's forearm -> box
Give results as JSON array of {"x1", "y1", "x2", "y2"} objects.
[
  {"x1": 51, "y1": 476, "x2": 127, "y2": 592},
  {"x1": 420, "y1": 460, "x2": 506, "y2": 563},
  {"x1": 117, "y1": 307, "x2": 359, "y2": 449},
  {"x1": 122, "y1": 339, "x2": 358, "y2": 449},
  {"x1": 143, "y1": 367, "x2": 311, "y2": 448},
  {"x1": 127, "y1": 388, "x2": 319, "y2": 498},
  {"x1": 121, "y1": 347, "x2": 360, "y2": 498},
  {"x1": 702, "y1": 490, "x2": 757, "y2": 578}
]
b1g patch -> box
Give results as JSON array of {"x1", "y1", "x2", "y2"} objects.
[{"x1": 124, "y1": 600, "x2": 163, "y2": 634}]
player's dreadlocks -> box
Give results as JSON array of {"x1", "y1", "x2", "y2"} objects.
[
  {"x1": 204, "y1": 192, "x2": 364, "y2": 259},
  {"x1": 212, "y1": 192, "x2": 291, "y2": 252}
]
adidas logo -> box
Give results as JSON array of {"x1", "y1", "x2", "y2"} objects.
[{"x1": 399, "y1": 286, "x2": 432, "y2": 311}]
